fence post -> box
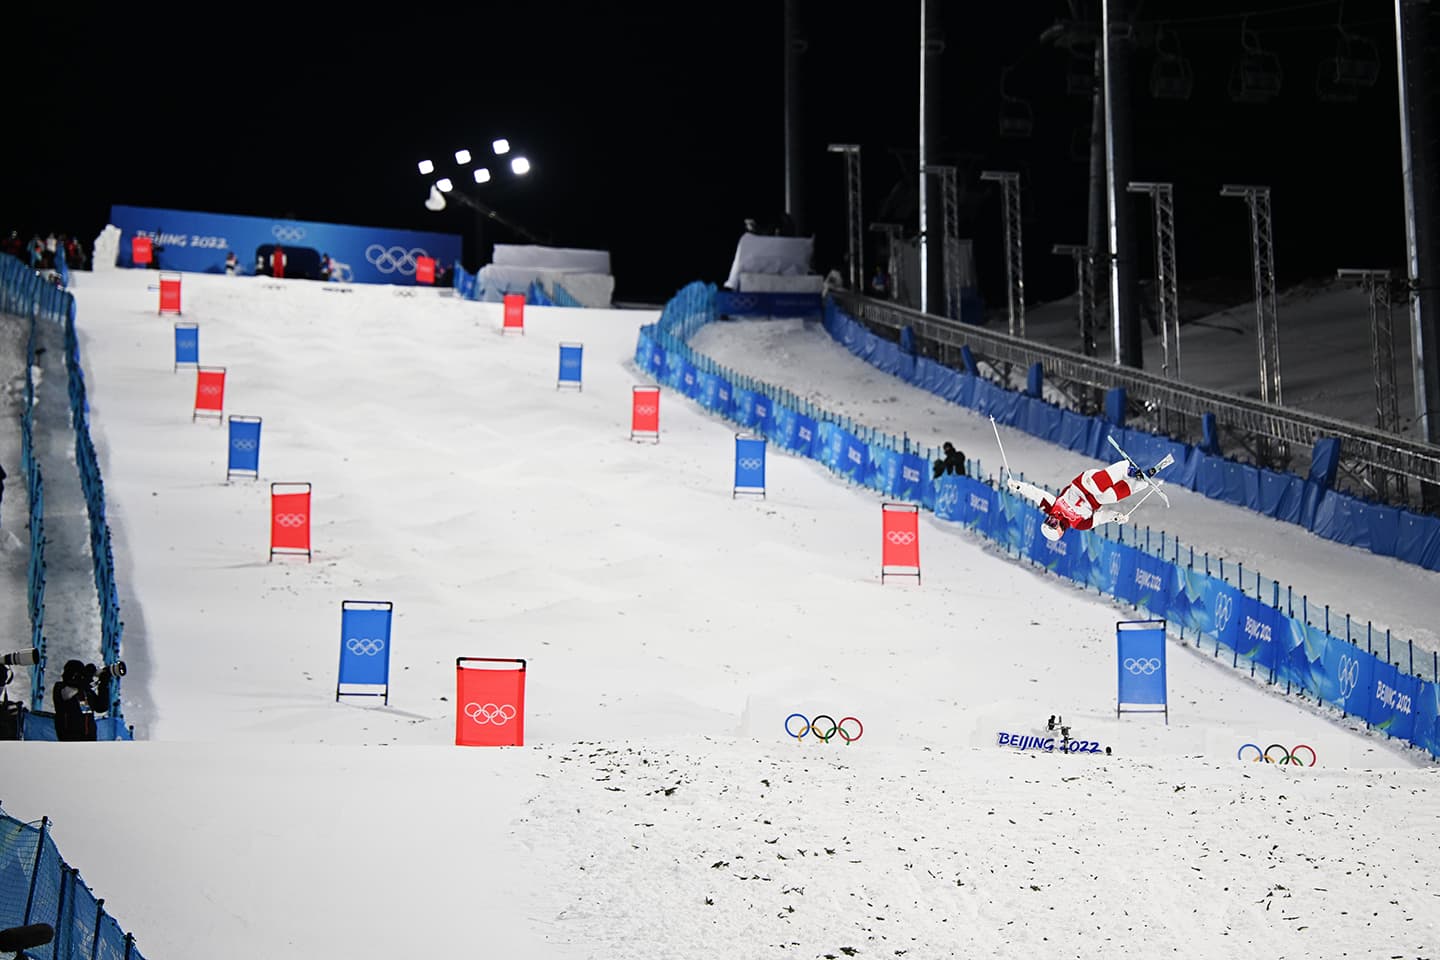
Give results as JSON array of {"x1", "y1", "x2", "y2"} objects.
[{"x1": 21, "y1": 817, "x2": 49, "y2": 924}]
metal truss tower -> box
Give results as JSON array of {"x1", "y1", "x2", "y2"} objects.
[
  {"x1": 828, "y1": 143, "x2": 863, "y2": 290},
  {"x1": 1128, "y1": 181, "x2": 1181, "y2": 380},
  {"x1": 1052, "y1": 244, "x2": 1097, "y2": 356},
  {"x1": 1339, "y1": 268, "x2": 1406, "y2": 500},
  {"x1": 923, "y1": 164, "x2": 962, "y2": 320},
  {"x1": 981, "y1": 170, "x2": 1025, "y2": 336},
  {"x1": 1221, "y1": 184, "x2": 1282, "y2": 405}
]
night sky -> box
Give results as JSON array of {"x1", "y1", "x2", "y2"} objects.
[{"x1": 0, "y1": 1, "x2": 1418, "y2": 304}]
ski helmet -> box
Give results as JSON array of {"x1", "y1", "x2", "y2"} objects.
[{"x1": 1041, "y1": 515, "x2": 1065, "y2": 542}]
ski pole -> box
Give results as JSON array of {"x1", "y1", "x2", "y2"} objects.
[{"x1": 989, "y1": 416, "x2": 1013, "y2": 479}]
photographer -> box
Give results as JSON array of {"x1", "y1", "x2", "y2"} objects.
[{"x1": 52, "y1": 659, "x2": 123, "y2": 742}]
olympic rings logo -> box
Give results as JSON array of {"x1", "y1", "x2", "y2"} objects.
[
  {"x1": 635, "y1": 405, "x2": 657, "y2": 416},
  {"x1": 785, "y1": 713, "x2": 863, "y2": 744},
  {"x1": 365, "y1": 244, "x2": 426, "y2": 275},
  {"x1": 274, "y1": 513, "x2": 307, "y2": 528},
  {"x1": 1237, "y1": 743, "x2": 1318, "y2": 766},
  {"x1": 272, "y1": 225, "x2": 307, "y2": 243},
  {"x1": 935, "y1": 486, "x2": 959, "y2": 512},
  {"x1": 176, "y1": 337, "x2": 196, "y2": 349},
  {"x1": 886, "y1": 531, "x2": 916, "y2": 545},
  {"x1": 561, "y1": 358, "x2": 580, "y2": 368},
  {"x1": 231, "y1": 438, "x2": 257, "y2": 451},
  {"x1": 1213, "y1": 592, "x2": 1234, "y2": 632},
  {"x1": 346, "y1": 637, "x2": 385, "y2": 656},
  {"x1": 1124, "y1": 657, "x2": 1162, "y2": 675},
  {"x1": 199, "y1": 384, "x2": 221, "y2": 395},
  {"x1": 739, "y1": 458, "x2": 762, "y2": 470},
  {"x1": 465, "y1": 702, "x2": 517, "y2": 725},
  {"x1": 1337, "y1": 654, "x2": 1360, "y2": 701}
]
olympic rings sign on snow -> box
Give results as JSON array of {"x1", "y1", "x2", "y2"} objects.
[
  {"x1": 785, "y1": 713, "x2": 863, "y2": 743},
  {"x1": 345, "y1": 637, "x2": 385, "y2": 656},
  {"x1": 886, "y1": 531, "x2": 916, "y2": 545},
  {"x1": 1123, "y1": 657, "x2": 1162, "y2": 675},
  {"x1": 1237, "y1": 743, "x2": 1318, "y2": 766}
]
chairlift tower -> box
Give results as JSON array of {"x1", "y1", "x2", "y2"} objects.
[
  {"x1": 1052, "y1": 244, "x2": 1097, "y2": 357},
  {"x1": 981, "y1": 170, "x2": 1025, "y2": 337},
  {"x1": 923, "y1": 163, "x2": 962, "y2": 320},
  {"x1": 1221, "y1": 184, "x2": 1282, "y2": 406},
  {"x1": 827, "y1": 144, "x2": 863, "y2": 290},
  {"x1": 1127, "y1": 182, "x2": 1181, "y2": 381}
]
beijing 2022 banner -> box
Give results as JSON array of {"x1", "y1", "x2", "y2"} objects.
[{"x1": 109, "y1": 205, "x2": 462, "y2": 285}]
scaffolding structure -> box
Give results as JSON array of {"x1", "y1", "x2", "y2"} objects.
[
  {"x1": 1127, "y1": 182, "x2": 1181, "y2": 381},
  {"x1": 980, "y1": 170, "x2": 1024, "y2": 336},
  {"x1": 827, "y1": 144, "x2": 863, "y2": 289},
  {"x1": 1051, "y1": 243, "x2": 1097, "y2": 357},
  {"x1": 1221, "y1": 184, "x2": 1282, "y2": 405},
  {"x1": 923, "y1": 163, "x2": 962, "y2": 320},
  {"x1": 1337, "y1": 268, "x2": 1405, "y2": 499},
  {"x1": 870, "y1": 223, "x2": 905, "y2": 305}
]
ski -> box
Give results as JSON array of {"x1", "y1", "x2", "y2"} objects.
[{"x1": 1106, "y1": 436, "x2": 1173, "y2": 508}]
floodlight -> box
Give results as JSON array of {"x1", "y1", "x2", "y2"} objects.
[
  {"x1": 436, "y1": 177, "x2": 454, "y2": 193},
  {"x1": 492, "y1": 138, "x2": 510, "y2": 155},
  {"x1": 473, "y1": 167, "x2": 492, "y2": 184},
  {"x1": 418, "y1": 159, "x2": 435, "y2": 176},
  {"x1": 454, "y1": 148, "x2": 472, "y2": 165},
  {"x1": 425, "y1": 185, "x2": 447, "y2": 211},
  {"x1": 511, "y1": 156, "x2": 530, "y2": 176}
]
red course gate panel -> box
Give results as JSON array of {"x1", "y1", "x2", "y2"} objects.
[
  {"x1": 455, "y1": 658, "x2": 527, "y2": 746},
  {"x1": 881, "y1": 502, "x2": 921, "y2": 584}
]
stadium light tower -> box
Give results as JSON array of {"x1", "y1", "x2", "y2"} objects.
[{"x1": 415, "y1": 139, "x2": 545, "y2": 262}]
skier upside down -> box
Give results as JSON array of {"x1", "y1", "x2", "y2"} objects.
[
  {"x1": 1006, "y1": 459, "x2": 1158, "y2": 541},
  {"x1": 990, "y1": 416, "x2": 1172, "y2": 542}
]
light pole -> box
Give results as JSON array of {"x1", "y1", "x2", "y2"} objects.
[{"x1": 417, "y1": 139, "x2": 536, "y2": 270}]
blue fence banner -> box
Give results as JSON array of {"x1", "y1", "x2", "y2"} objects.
[
  {"x1": 226, "y1": 416, "x2": 262, "y2": 482},
  {"x1": 558, "y1": 342, "x2": 583, "y2": 390},
  {"x1": 1117, "y1": 619, "x2": 1168, "y2": 720},
  {"x1": 173, "y1": 322, "x2": 198, "y2": 371},
  {"x1": 734, "y1": 434, "x2": 767, "y2": 498},
  {"x1": 337, "y1": 600, "x2": 394, "y2": 704}
]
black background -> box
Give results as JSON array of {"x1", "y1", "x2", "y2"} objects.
[{"x1": 0, "y1": 1, "x2": 1420, "y2": 304}]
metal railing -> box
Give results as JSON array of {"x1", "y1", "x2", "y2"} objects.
[{"x1": 830, "y1": 289, "x2": 1440, "y2": 498}]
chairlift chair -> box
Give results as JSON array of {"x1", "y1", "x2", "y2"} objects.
[
  {"x1": 1149, "y1": 28, "x2": 1194, "y2": 100},
  {"x1": 1315, "y1": 57, "x2": 1360, "y2": 103},
  {"x1": 1228, "y1": 23, "x2": 1283, "y2": 103},
  {"x1": 1331, "y1": 29, "x2": 1380, "y2": 87},
  {"x1": 998, "y1": 66, "x2": 1034, "y2": 139}
]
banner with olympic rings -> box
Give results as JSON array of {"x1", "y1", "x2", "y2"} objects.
[
  {"x1": 631, "y1": 386, "x2": 661, "y2": 442},
  {"x1": 173, "y1": 321, "x2": 198, "y2": 371},
  {"x1": 337, "y1": 600, "x2": 394, "y2": 703},
  {"x1": 455, "y1": 657, "x2": 526, "y2": 747},
  {"x1": 557, "y1": 342, "x2": 584, "y2": 391},
  {"x1": 502, "y1": 293, "x2": 525, "y2": 333},
  {"x1": 881, "y1": 502, "x2": 921, "y2": 584},
  {"x1": 158, "y1": 272, "x2": 182, "y2": 315},
  {"x1": 1117, "y1": 619, "x2": 1168, "y2": 719},
  {"x1": 226, "y1": 415, "x2": 262, "y2": 482},
  {"x1": 193, "y1": 365, "x2": 226, "y2": 423},
  {"x1": 892, "y1": 452, "x2": 930, "y2": 504},
  {"x1": 734, "y1": 434, "x2": 767, "y2": 498},
  {"x1": 269, "y1": 481, "x2": 312, "y2": 562},
  {"x1": 751, "y1": 394, "x2": 772, "y2": 437}
]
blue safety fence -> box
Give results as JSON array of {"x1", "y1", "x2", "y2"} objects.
[
  {"x1": 634, "y1": 280, "x2": 1440, "y2": 761},
  {"x1": 822, "y1": 299, "x2": 1440, "y2": 573},
  {"x1": 1, "y1": 253, "x2": 130, "y2": 738},
  {"x1": 450, "y1": 262, "x2": 587, "y2": 308},
  {"x1": 0, "y1": 806, "x2": 148, "y2": 960}
]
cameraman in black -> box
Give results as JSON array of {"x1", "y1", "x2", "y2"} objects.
[
  {"x1": 933, "y1": 441, "x2": 967, "y2": 479},
  {"x1": 52, "y1": 659, "x2": 122, "y2": 742}
]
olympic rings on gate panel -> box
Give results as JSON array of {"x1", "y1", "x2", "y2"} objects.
[
  {"x1": 1237, "y1": 743, "x2": 1318, "y2": 766},
  {"x1": 785, "y1": 713, "x2": 864, "y2": 743}
]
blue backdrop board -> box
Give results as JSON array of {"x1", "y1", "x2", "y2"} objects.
[
  {"x1": 173, "y1": 322, "x2": 198, "y2": 371},
  {"x1": 734, "y1": 434, "x2": 767, "y2": 498},
  {"x1": 1117, "y1": 619, "x2": 1168, "y2": 722},
  {"x1": 337, "y1": 601, "x2": 395, "y2": 704},
  {"x1": 226, "y1": 416, "x2": 262, "y2": 482},
  {"x1": 558, "y1": 342, "x2": 583, "y2": 390},
  {"x1": 109, "y1": 205, "x2": 462, "y2": 284}
]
